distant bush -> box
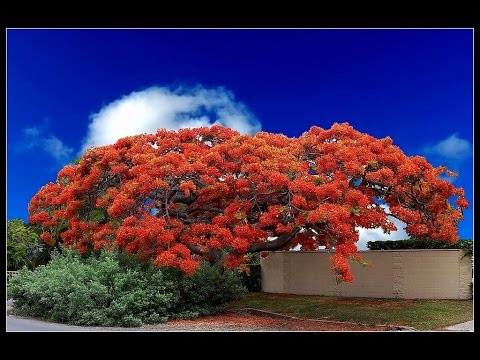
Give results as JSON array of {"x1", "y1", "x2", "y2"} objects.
[
  {"x1": 7, "y1": 249, "x2": 246, "y2": 327},
  {"x1": 164, "y1": 265, "x2": 247, "y2": 318},
  {"x1": 238, "y1": 253, "x2": 261, "y2": 292},
  {"x1": 367, "y1": 239, "x2": 472, "y2": 256},
  {"x1": 7, "y1": 219, "x2": 51, "y2": 270},
  {"x1": 240, "y1": 265, "x2": 261, "y2": 292}
]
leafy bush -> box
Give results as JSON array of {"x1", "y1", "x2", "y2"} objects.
[
  {"x1": 7, "y1": 219, "x2": 51, "y2": 270},
  {"x1": 238, "y1": 253, "x2": 261, "y2": 292},
  {"x1": 7, "y1": 249, "x2": 246, "y2": 327},
  {"x1": 163, "y1": 265, "x2": 247, "y2": 318},
  {"x1": 240, "y1": 264, "x2": 262, "y2": 292},
  {"x1": 367, "y1": 239, "x2": 472, "y2": 256}
]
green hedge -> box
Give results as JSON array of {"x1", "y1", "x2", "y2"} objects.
[
  {"x1": 240, "y1": 264, "x2": 261, "y2": 292},
  {"x1": 239, "y1": 253, "x2": 261, "y2": 292},
  {"x1": 7, "y1": 219, "x2": 51, "y2": 271},
  {"x1": 367, "y1": 239, "x2": 472, "y2": 256},
  {"x1": 7, "y1": 249, "x2": 246, "y2": 327}
]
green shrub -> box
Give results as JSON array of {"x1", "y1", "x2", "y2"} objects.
[
  {"x1": 7, "y1": 249, "x2": 246, "y2": 327},
  {"x1": 367, "y1": 239, "x2": 472, "y2": 256},
  {"x1": 238, "y1": 253, "x2": 261, "y2": 292},
  {"x1": 163, "y1": 265, "x2": 247, "y2": 318},
  {"x1": 7, "y1": 219, "x2": 51, "y2": 270},
  {"x1": 240, "y1": 264, "x2": 262, "y2": 292}
]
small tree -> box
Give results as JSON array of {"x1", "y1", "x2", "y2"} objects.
[
  {"x1": 7, "y1": 219, "x2": 48, "y2": 270},
  {"x1": 28, "y1": 124, "x2": 468, "y2": 282}
]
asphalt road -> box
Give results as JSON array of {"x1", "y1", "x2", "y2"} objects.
[
  {"x1": 7, "y1": 317, "x2": 98, "y2": 331},
  {"x1": 445, "y1": 320, "x2": 474, "y2": 332}
]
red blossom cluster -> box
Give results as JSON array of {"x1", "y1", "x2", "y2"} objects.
[{"x1": 28, "y1": 123, "x2": 468, "y2": 281}]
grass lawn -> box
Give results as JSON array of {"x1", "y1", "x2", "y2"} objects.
[{"x1": 228, "y1": 292, "x2": 473, "y2": 330}]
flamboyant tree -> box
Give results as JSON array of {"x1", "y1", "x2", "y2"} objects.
[{"x1": 29, "y1": 123, "x2": 468, "y2": 282}]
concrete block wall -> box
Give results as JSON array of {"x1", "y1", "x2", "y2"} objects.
[{"x1": 261, "y1": 250, "x2": 472, "y2": 299}]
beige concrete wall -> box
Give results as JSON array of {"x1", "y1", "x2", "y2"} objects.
[{"x1": 261, "y1": 250, "x2": 472, "y2": 299}]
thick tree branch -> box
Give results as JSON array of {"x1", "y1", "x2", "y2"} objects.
[
  {"x1": 188, "y1": 206, "x2": 224, "y2": 214},
  {"x1": 171, "y1": 193, "x2": 199, "y2": 205},
  {"x1": 247, "y1": 228, "x2": 301, "y2": 253},
  {"x1": 185, "y1": 243, "x2": 204, "y2": 256}
]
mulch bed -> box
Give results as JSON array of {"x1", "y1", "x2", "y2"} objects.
[{"x1": 142, "y1": 311, "x2": 403, "y2": 331}]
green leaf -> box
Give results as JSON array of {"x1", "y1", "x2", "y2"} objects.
[
  {"x1": 178, "y1": 203, "x2": 187, "y2": 211},
  {"x1": 287, "y1": 171, "x2": 297, "y2": 180},
  {"x1": 349, "y1": 255, "x2": 371, "y2": 267},
  {"x1": 90, "y1": 208, "x2": 106, "y2": 223},
  {"x1": 351, "y1": 206, "x2": 361, "y2": 217},
  {"x1": 235, "y1": 212, "x2": 244, "y2": 220},
  {"x1": 111, "y1": 219, "x2": 122, "y2": 228},
  {"x1": 314, "y1": 178, "x2": 324, "y2": 186}
]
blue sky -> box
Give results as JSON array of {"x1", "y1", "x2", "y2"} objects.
[{"x1": 7, "y1": 29, "x2": 473, "y2": 247}]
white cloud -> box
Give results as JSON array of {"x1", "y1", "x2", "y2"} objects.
[
  {"x1": 43, "y1": 136, "x2": 74, "y2": 163},
  {"x1": 423, "y1": 133, "x2": 472, "y2": 161},
  {"x1": 22, "y1": 127, "x2": 41, "y2": 137},
  {"x1": 356, "y1": 205, "x2": 408, "y2": 250},
  {"x1": 80, "y1": 85, "x2": 261, "y2": 153},
  {"x1": 20, "y1": 126, "x2": 74, "y2": 164}
]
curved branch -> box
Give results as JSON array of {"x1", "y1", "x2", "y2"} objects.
[
  {"x1": 172, "y1": 193, "x2": 199, "y2": 205},
  {"x1": 185, "y1": 243, "x2": 205, "y2": 256},
  {"x1": 188, "y1": 206, "x2": 224, "y2": 214},
  {"x1": 247, "y1": 227, "x2": 301, "y2": 253}
]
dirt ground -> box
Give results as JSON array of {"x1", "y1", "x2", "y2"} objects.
[{"x1": 139, "y1": 312, "x2": 399, "y2": 331}]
